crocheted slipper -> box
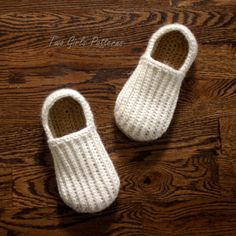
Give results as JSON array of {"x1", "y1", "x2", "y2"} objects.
[
  {"x1": 42, "y1": 89, "x2": 120, "y2": 213},
  {"x1": 114, "y1": 23, "x2": 198, "y2": 142}
]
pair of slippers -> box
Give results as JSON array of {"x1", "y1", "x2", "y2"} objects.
[{"x1": 42, "y1": 23, "x2": 198, "y2": 213}]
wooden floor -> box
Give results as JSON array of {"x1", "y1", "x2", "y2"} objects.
[{"x1": 0, "y1": 0, "x2": 236, "y2": 235}]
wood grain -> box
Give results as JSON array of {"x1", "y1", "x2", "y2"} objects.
[
  {"x1": 143, "y1": 200, "x2": 236, "y2": 236},
  {"x1": 0, "y1": 168, "x2": 12, "y2": 208},
  {"x1": 0, "y1": 0, "x2": 236, "y2": 235},
  {"x1": 0, "y1": 115, "x2": 220, "y2": 167},
  {"x1": 0, "y1": 78, "x2": 235, "y2": 127},
  {"x1": 218, "y1": 116, "x2": 236, "y2": 198},
  {"x1": 0, "y1": 202, "x2": 143, "y2": 236},
  {"x1": 0, "y1": 9, "x2": 235, "y2": 52},
  {"x1": 177, "y1": 0, "x2": 236, "y2": 7}
]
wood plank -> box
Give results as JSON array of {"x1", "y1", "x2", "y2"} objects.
[
  {"x1": 12, "y1": 163, "x2": 143, "y2": 206},
  {"x1": 0, "y1": 0, "x2": 171, "y2": 13},
  {"x1": 177, "y1": 0, "x2": 236, "y2": 7},
  {"x1": 12, "y1": 166, "x2": 60, "y2": 208},
  {"x1": 0, "y1": 168, "x2": 12, "y2": 208},
  {"x1": 1, "y1": 0, "x2": 235, "y2": 13},
  {"x1": 0, "y1": 125, "x2": 47, "y2": 167},
  {"x1": 0, "y1": 115, "x2": 219, "y2": 167},
  {"x1": 1, "y1": 43, "x2": 235, "y2": 82},
  {"x1": 11, "y1": 153, "x2": 220, "y2": 207},
  {"x1": 0, "y1": 8, "x2": 235, "y2": 53},
  {"x1": 218, "y1": 116, "x2": 236, "y2": 198},
  {"x1": 219, "y1": 116, "x2": 236, "y2": 155},
  {"x1": 0, "y1": 78, "x2": 235, "y2": 126},
  {"x1": 117, "y1": 155, "x2": 221, "y2": 202},
  {"x1": 0, "y1": 202, "x2": 143, "y2": 236},
  {"x1": 143, "y1": 200, "x2": 236, "y2": 235}
]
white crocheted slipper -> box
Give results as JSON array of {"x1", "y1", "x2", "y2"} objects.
[
  {"x1": 42, "y1": 89, "x2": 120, "y2": 213},
  {"x1": 115, "y1": 23, "x2": 198, "y2": 142}
]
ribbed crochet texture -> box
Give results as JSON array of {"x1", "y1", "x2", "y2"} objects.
[
  {"x1": 114, "y1": 23, "x2": 198, "y2": 141},
  {"x1": 42, "y1": 89, "x2": 120, "y2": 213}
]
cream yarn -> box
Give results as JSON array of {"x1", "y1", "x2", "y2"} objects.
[
  {"x1": 42, "y1": 89, "x2": 120, "y2": 213},
  {"x1": 114, "y1": 23, "x2": 198, "y2": 141}
]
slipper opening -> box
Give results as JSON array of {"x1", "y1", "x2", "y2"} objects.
[
  {"x1": 48, "y1": 97, "x2": 86, "y2": 138},
  {"x1": 151, "y1": 31, "x2": 189, "y2": 70}
]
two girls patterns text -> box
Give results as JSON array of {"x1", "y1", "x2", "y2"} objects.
[{"x1": 49, "y1": 35, "x2": 124, "y2": 49}]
